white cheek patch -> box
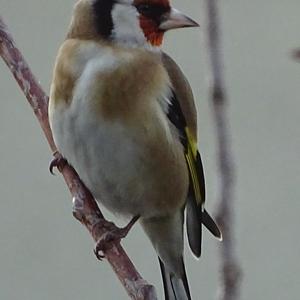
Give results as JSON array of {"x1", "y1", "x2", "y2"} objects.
[{"x1": 111, "y1": 3, "x2": 146, "y2": 46}]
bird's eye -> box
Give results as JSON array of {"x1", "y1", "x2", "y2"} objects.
[{"x1": 136, "y1": 4, "x2": 151, "y2": 15}]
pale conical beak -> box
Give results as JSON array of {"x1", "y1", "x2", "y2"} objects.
[{"x1": 159, "y1": 8, "x2": 199, "y2": 31}]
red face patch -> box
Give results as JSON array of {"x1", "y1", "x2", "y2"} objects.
[
  {"x1": 134, "y1": 0, "x2": 171, "y2": 46},
  {"x1": 139, "y1": 16, "x2": 164, "y2": 46}
]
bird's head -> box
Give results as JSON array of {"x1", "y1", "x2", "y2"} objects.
[{"x1": 68, "y1": 0, "x2": 199, "y2": 48}]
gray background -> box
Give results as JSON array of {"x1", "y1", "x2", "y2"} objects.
[{"x1": 1, "y1": 0, "x2": 299, "y2": 299}]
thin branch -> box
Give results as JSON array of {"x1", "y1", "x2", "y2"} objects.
[
  {"x1": 292, "y1": 48, "x2": 300, "y2": 61},
  {"x1": 203, "y1": 1, "x2": 242, "y2": 300},
  {"x1": 0, "y1": 16, "x2": 157, "y2": 300}
]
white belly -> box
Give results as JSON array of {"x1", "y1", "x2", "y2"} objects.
[{"x1": 51, "y1": 103, "x2": 186, "y2": 218}]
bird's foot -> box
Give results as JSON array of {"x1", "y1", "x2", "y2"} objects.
[
  {"x1": 93, "y1": 215, "x2": 140, "y2": 260},
  {"x1": 49, "y1": 151, "x2": 67, "y2": 175}
]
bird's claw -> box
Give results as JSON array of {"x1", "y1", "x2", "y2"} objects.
[
  {"x1": 93, "y1": 215, "x2": 140, "y2": 260},
  {"x1": 93, "y1": 230, "x2": 120, "y2": 261},
  {"x1": 49, "y1": 152, "x2": 67, "y2": 175}
]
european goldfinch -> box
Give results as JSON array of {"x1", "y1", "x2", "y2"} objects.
[{"x1": 49, "y1": 0, "x2": 221, "y2": 299}]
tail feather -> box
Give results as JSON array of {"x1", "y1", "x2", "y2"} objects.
[
  {"x1": 187, "y1": 193, "x2": 222, "y2": 258},
  {"x1": 186, "y1": 194, "x2": 202, "y2": 257},
  {"x1": 202, "y1": 209, "x2": 222, "y2": 240},
  {"x1": 159, "y1": 257, "x2": 192, "y2": 300}
]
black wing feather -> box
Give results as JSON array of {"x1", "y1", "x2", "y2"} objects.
[{"x1": 166, "y1": 90, "x2": 222, "y2": 256}]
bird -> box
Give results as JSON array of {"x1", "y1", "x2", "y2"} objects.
[{"x1": 49, "y1": 0, "x2": 222, "y2": 299}]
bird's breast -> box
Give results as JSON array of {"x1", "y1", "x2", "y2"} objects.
[{"x1": 49, "y1": 43, "x2": 189, "y2": 218}]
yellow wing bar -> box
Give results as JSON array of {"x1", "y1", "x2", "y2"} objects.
[{"x1": 184, "y1": 127, "x2": 204, "y2": 206}]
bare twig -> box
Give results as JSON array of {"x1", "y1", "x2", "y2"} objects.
[
  {"x1": 0, "y1": 16, "x2": 157, "y2": 300},
  {"x1": 292, "y1": 48, "x2": 300, "y2": 61},
  {"x1": 203, "y1": 1, "x2": 242, "y2": 300}
]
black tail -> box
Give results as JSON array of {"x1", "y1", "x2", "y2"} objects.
[
  {"x1": 159, "y1": 257, "x2": 192, "y2": 300},
  {"x1": 187, "y1": 194, "x2": 222, "y2": 258},
  {"x1": 202, "y1": 209, "x2": 222, "y2": 240}
]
